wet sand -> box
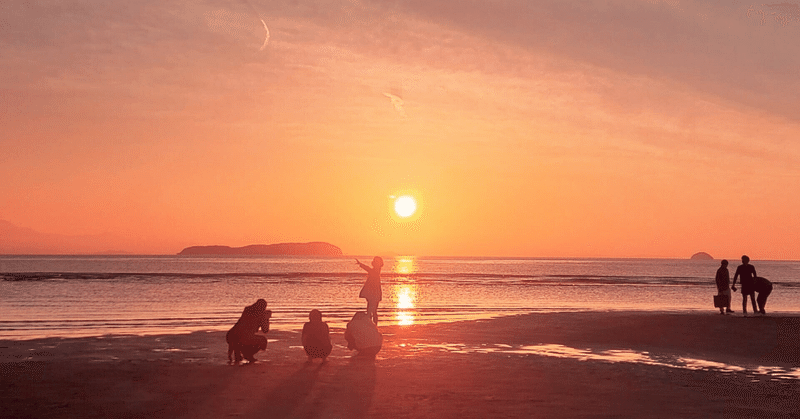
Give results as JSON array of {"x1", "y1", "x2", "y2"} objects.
[{"x1": 2, "y1": 311, "x2": 799, "y2": 418}]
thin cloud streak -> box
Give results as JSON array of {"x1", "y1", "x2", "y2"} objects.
[{"x1": 242, "y1": 0, "x2": 270, "y2": 50}]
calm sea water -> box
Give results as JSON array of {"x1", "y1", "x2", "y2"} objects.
[{"x1": 2, "y1": 255, "x2": 800, "y2": 340}]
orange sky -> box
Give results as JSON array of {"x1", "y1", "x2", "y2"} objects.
[{"x1": 2, "y1": 0, "x2": 800, "y2": 258}]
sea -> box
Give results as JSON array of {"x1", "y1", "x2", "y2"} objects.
[{"x1": 2, "y1": 255, "x2": 800, "y2": 340}]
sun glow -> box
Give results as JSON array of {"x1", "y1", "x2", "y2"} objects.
[{"x1": 394, "y1": 195, "x2": 417, "y2": 218}]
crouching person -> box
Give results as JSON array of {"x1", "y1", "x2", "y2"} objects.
[
  {"x1": 227, "y1": 299, "x2": 271, "y2": 364},
  {"x1": 302, "y1": 309, "x2": 333, "y2": 363},
  {"x1": 344, "y1": 311, "x2": 382, "y2": 357}
]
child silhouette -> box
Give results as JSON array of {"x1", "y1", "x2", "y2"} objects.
[{"x1": 356, "y1": 256, "x2": 384, "y2": 324}]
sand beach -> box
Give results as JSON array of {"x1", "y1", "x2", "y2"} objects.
[{"x1": 2, "y1": 311, "x2": 799, "y2": 418}]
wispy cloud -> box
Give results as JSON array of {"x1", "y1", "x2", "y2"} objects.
[
  {"x1": 387, "y1": 0, "x2": 800, "y2": 122},
  {"x1": 383, "y1": 92, "x2": 407, "y2": 118},
  {"x1": 204, "y1": 2, "x2": 269, "y2": 51},
  {"x1": 748, "y1": 2, "x2": 800, "y2": 26}
]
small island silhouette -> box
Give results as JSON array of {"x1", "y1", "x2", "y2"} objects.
[
  {"x1": 178, "y1": 242, "x2": 342, "y2": 256},
  {"x1": 690, "y1": 252, "x2": 714, "y2": 260}
]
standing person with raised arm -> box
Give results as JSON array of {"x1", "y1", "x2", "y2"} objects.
[
  {"x1": 356, "y1": 256, "x2": 383, "y2": 325},
  {"x1": 731, "y1": 255, "x2": 758, "y2": 316}
]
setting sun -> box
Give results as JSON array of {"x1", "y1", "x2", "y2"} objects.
[{"x1": 394, "y1": 195, "x2": 417, "y2": 218}]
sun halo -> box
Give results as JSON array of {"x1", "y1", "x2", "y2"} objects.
[{"x1": 394, "y1": 195, "x2": 417, "y2": 218}]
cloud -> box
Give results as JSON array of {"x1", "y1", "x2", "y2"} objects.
[
  {"x1": 242, "y1": 0, "x2": 270, "y2": 50},
  {"x1": 383, "y1": 92, "x2": 407, "y2": 118},
  {"x1": 748, "y1": 2, "x2": 800, "y2": 26},
  {"x1": 385, "y1": 0, "x2": 800, "y2": 122},
  {"x1": 203, "y1": 3, "x2": 269, "y2": 51}
]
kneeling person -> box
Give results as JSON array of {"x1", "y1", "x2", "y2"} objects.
[{"x1": 227, "y1": 299, "x2": 271, "y2": 364}]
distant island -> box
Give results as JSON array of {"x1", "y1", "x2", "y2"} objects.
[
  {"x1": 690, "y1": 252, "x2": 714, "y2": 260},
  {"x1": 178, "y1": 242, "x2": 343, "y2": 256}
]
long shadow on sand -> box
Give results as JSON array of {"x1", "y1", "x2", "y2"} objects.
[
  {"x1": 257, "y1": 362, "x2": 323, "y2": 418},
  {"x1": 293, "y1": 355, "x2": 377, "y2": 419}
]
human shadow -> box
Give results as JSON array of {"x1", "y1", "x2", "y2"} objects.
[
  {"x1": 257, "y1": 362, "x2": 323, "y2": 419},
  {"x1": 297, "y1": 354, "x2": 377, "y2": 419},
  {"x1": 761, "y1": 317, "x2": 800, "y2": 366}
]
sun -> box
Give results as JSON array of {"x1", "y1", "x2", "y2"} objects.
[{"x1": 394, "y1": 195, "x2": 417, "y2": 218}]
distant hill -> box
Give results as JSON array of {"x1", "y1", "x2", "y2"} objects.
[
  {"x1": 178, "y1": 242, "x2": 343, "y2": 256},
  {"x1": 0, "y1": 219, "x2": 126, "y2": 254},
  {"x1": 690, "y1": 252, "x2": 714, "y2": 260}
]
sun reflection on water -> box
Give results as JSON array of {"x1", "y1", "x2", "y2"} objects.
[
  {"x1": 393, "y1": 256, "x2": 418, "y2": 275},
  {"x1": 396, "y1": 311, "x2": 415, "y2": 325},
  {"x1": 396, "y1": 286, "x2": 416, "y2": 309},
  {"x1": 393, "y1": 284, "x2": 418, "y2": 325},
  {"x1": 393, "y1": 256, "x2": 418, "y2": 325}
]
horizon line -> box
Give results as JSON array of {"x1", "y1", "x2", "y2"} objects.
[{"x1": 1, "y1": 253, "x2": 798, "y2": 262}]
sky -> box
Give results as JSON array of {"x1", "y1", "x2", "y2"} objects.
[{"x1": 1, "y1": 0, "x2": 799, "y2": 258}]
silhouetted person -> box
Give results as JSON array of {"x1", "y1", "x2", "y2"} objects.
[
  {"x1": 754, "y1": 276, "x2": 773, "y2": 315},
  {"x1": 302, "y1": 309, "x2": 332, "y2": 363},
  {"x1": 715, "y1": 259, "x2": 734, "y2": 314},
  {"x1": 731, "y1": 255, "x2": 758, "y2": 315},
  {"x1": 344, "y1": 311, "x2": 382, "y2": 357},
  {"x1": 226, "y1": 299, "x2": 271, "y2": 364},
  {"x1": 356, "y1": 256, "x2": 383, "y2": 325}
]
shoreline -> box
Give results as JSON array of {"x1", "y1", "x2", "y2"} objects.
[
  {"x1": 3, "y1": 311, "x2": 799, "y2": 418},
  {"x1": 4, "y1": 307, "x2": 800, "y2": 342},
  {"x1": 4, "y1": 310, "x2": 799, "y2": 365}
]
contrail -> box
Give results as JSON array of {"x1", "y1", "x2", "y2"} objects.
[{"x1": 242, "y1": 0, "x2": 270, "y2": 50}]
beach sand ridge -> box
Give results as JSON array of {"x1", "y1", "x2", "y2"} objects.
[{"x1": 2, "y1": 311, "x2": 799, "y2": 418}]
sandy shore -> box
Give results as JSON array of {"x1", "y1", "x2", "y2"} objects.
[{"x1": 2, "y1": 311, "x2": 799, "y2": 418}]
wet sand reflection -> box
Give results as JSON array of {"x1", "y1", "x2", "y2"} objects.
[{"x1": 400, "y1": 342, "x2": 800, "y2": 381}]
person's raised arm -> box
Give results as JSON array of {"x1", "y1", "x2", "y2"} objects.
[{"x1": 356, "y1": 259, "x2": 370, "y2": 272}]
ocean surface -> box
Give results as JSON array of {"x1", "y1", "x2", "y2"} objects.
[{"x1": 2, "y1": 255, "x2": 800, "y2": 340}]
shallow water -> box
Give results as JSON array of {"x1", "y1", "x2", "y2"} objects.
[
  {"x1": 407, "y1": 342, "x2": 800, "y2": 381},
  {"x1": 2, "y1": 255, "x2": 800, "y2": 339}
]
